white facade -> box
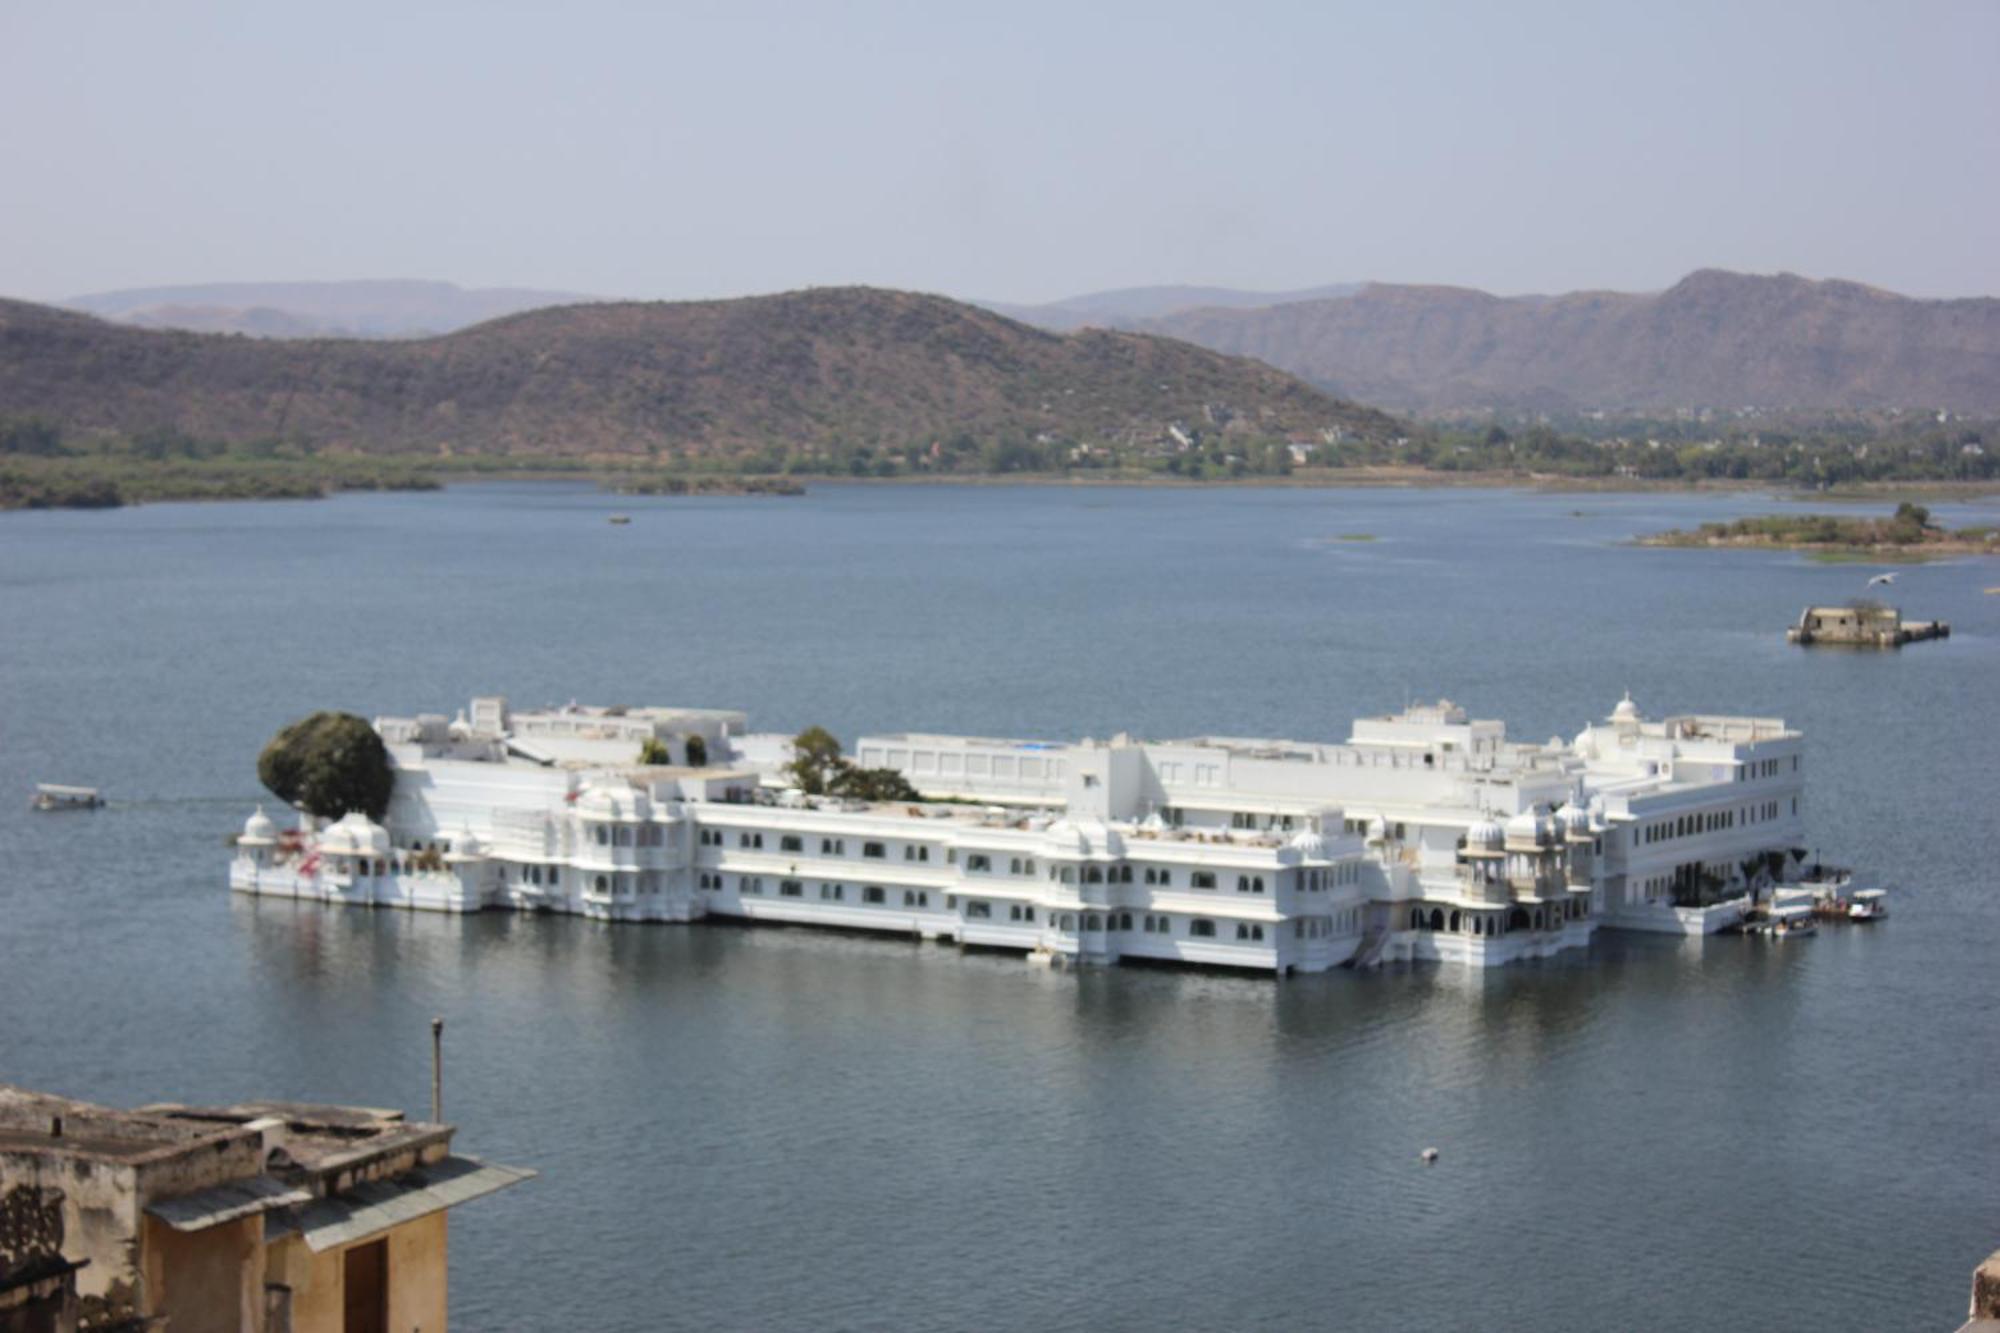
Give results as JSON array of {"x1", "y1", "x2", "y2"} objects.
[{"x1": 230, "y1": 694, "x2": 1811, "y2": 973}]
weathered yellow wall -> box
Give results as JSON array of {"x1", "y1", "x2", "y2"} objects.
[
  {"x1": 141, "y1": 1213, "x2": 260, "y2": 1333},
  {"x1": 266, "y1": 1234, "x2": 341, "y2": 1333},
  {"x1": 388, "y1": 1211, "x2": 447, "y2": 1332},
  {"x1": 266, "y1": 1211, "x2": 449, "y2": 1333}
]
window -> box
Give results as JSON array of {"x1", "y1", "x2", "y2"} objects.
[
  {"x1": 863, "y1": 886, "x2": 886, "y2": 904},
  {"x1": 1190, "y1": 918, "x2": 1216, "y2": 938},
  {"x1": 1191, "y1": 872, "x2": 1216, "y2": 890},
  {"x1": 820, "y1": 883, "x2": 844, "y2": 901},
  {"x1": 1235, "y1": 923, "x2": 1264, "y2": 942},
  {"x1": 593, "y1": 874, "x2": 609, "y2": 894},
  {"x1": 780, "y1": 880, "x2": 803, "y2": 897},
  {"x1": 820, "y1": 837, "x2": 844, "y2": 855},
  {"x1": 739, "y1": 832, "x2": 763, "y2": 849},
  {"x1": 863, "y1": 841, "x2": 885, "y2": 859},
  {"x1": 1118, "y1": 912, "x2": 1133, "y2": 931},
  {"x1": 594, "y1": 827, "x2": 608, "y2": 846},
  {"x1": 780, "y1": 835, "x2": 803, "y2": 853},
  {"x1": 742, "y1": 876, "x2": 762, "y2": 895},
  {"x1": 966, "y1": 900, "x2": 991, "y2": 919},
  {"x1": 904, "y1": 845, "x2": 930, "y2": 862},
  {"x1": 966, "y1": 854, "x2": 992, "y2": 872}
]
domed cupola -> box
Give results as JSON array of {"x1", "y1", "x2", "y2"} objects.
[
  {"x1": 1557, "y1": 800, "x2": 1591, "y2": 838},
  {"x1": 1466, "y1": 814, "x2": 1505, "y2": 852},
  {"x1": 1365, "y1": 815, "x2": 1388, "y2": 845},
  {"x1": 446, "y1": 827, "x2": 486, "y2": 862},
  {"x1": 1610, "y1": 692, "x2": 1641, "y2": 726},
  {"x1": 1503, "y1": 808, "x2": 1543, "y2": 846},
  {"x1": 1286, "y1": 827, "x2": 1328, "y2": 861},
  {"x1": 240, "y1": 806, "x2": 277, "y2": 846},
  {"x1": 318, "y1": 809, "x2": 390, "y2": 857}
]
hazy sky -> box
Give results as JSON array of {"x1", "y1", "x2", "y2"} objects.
[{"x1": 2, "y1": 0, "x2": 1995, "y2": 304}]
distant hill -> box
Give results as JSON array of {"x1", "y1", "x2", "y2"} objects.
[
  {"x1": 0, "y1": 288, "x2": 1396, "y2": 457},
  {"x1": 62, "y1": 279, "x2": 599, "y2": 339},
  {"x1": 1136, "y1": 270, "x2": 2000, "y2": 413},
  {"x1": 982, "y1": 283, "x2": 1363, "y2": 331}
]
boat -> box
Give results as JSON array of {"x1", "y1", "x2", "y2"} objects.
[
  {"x1": 1768, "y1": 904, "x2": 1817, "y2": 938},
  {"x1": 608, "y1": 515, "x2": 632, "y2": 525},
  {"x1": 1847, "y1": 888, "x2": 1889, "y2": 921},
  {"x1": 31, "y1": 783, "x2": 102, "y2": 811}
]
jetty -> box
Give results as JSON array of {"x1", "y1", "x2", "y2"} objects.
[{"x1": 1786, "y1": 602, "x2": 1948, "y2": 648}]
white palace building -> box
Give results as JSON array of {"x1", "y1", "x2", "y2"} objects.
[{"x1": 230, "y1": 694, "x2": 1811, "y2": 972}]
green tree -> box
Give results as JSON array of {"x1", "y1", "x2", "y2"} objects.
[
  {"x1": 786, "y1": 726, "x2": 845, "y2": 795},
  {"x1": 831, "y1": 766, "x2": 921, "y2": 802},
  {"x1": 683, "y1": 734, "x2": 708, "y2": 767},
  {"x1": 257, "y1": 711, "x2": 394, "y2": 820},
  {"x1": 638, "y1": 736, "x2": 673, "y2": 765}
]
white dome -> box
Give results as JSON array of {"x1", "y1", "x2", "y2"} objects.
[
  {"x1": 1610, "y1": 692, "x2": 1640, "y2": 724},
  {"x1": 576, "y1": 783, "x2": 649, "y2": 821},
  {"x1": 1287, "y1": 828, "x2": 1328, "y2": 860},
  {"x1": 1571, "y1": 729, "x2": 1599, "y2": 759},
  {"x1": 1504, "y1": 809, "x2": 1543, "y2": 844},
  {"x1": 1467, "y1": 816, "x2": 1505, "y2": 850},
  {"x1": 322, "y1": 810, "x2": 390, "y2": 856},
  {"x1": 240, "y1": 806, "x2": 277, "y2": 845},
  {"x1": 1557, "y1": 801, "x2": 1591, "y2": 836},
  {"x1": 1365, "y1": 816, "x2": 1388, "y2": 843},
  {"x1": 446, "y1": 827, "x2": 485, "y2": 860},
  {"x1": 1043, "y1": 819, "x2": 1090, "y2": 855}
]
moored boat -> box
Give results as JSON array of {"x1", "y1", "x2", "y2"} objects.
[
  {"x1": 1847, "y1": 888, "x2": 1889, "y2": 921},
  {"x1": 1768, "y1": 904, "x2": 1817, "y2": 938}
]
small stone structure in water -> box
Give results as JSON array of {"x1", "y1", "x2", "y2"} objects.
[{"x1": 1787, "y1": 601, "x2": 1949, "y2": 648}]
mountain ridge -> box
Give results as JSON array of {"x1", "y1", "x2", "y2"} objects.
[
  {"x1": 0, "y1": 286, "x2": 1397, "y2": 458},
  {"x1": 1136, "y1": 270, "x2": 2000, "y2": 412},
  {"x1": 62, "y1": 278, "x2": 602, "y2": 339}
]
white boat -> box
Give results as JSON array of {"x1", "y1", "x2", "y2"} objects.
[
  {"x1": 1847, "y1": 889, "x2": 1888, "y2": 921},
  {"x1": 1768, "y1": 904, "x2": 1817, "y2": 938},
  {"x1": 31, "y1": 783, "x2": 102, "y2": 811}
]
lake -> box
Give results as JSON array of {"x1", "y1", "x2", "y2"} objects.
[{"x1": 2, "y1": 481, "x2": 1996, "y2": 1331}]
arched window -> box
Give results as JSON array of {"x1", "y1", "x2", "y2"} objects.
[
  {"x1": 1119, "y1": 912, "x2": 1133, "y2": 931},
  {"x1": 1190, "y1": 918, "x2": 1216, "y2": 938},
  {"x1": 594, "y1": 826, "x2": 608, "y2": 846},
  {"x1": 1449, "y1": 911, "x2": 1460, "y2": 932},
  {"x1": 1085, "y1": 914, "x2": 1101, "y2": 932},
  {"x1": 1428, "y1": 908, "x2": 1445, "y2": 931},
  {"x1": 1508, "y1": 907, "x2": 1529, "y2": 931},
  {"x1": 1410, "y1": 909, "x2": 1422, "y2": 929}
]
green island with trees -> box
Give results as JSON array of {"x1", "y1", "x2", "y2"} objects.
[
  {"x1": 1640, "y1": 503, "x2": 2000, "y2": 560},
  {"x1": 5, "y1": 409, "x2": 1995, "y2": 511}
]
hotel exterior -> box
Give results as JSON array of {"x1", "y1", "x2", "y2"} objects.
[{"x1": 230, "y1": 694, "x2": 1809, "y2": 972}]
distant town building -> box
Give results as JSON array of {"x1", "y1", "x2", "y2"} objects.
[{"x1": 0, "y1": 1085, "x2": 529, "y2": 1332}]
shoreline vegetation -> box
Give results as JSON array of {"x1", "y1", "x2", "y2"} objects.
[
  {"x1": 1639, "y1": 506, "x2": 2000, "y2": 561},
  {"x1": 4, "y1": 414, "x2": 1998, "y2": 511}
]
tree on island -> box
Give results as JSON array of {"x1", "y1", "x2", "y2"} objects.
[
  {"x1": 257, "y1": 711, "x2": 394, "y2": 821},
  {"x1": 638, "y1": 736, "x2": 673, "y2": 765},
  {"x1": 785, "y1": 726, "x2": 921, "y2": 802},
  {"x1": 683, "y1": 734, "x2": 707, "y2": 767}
]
